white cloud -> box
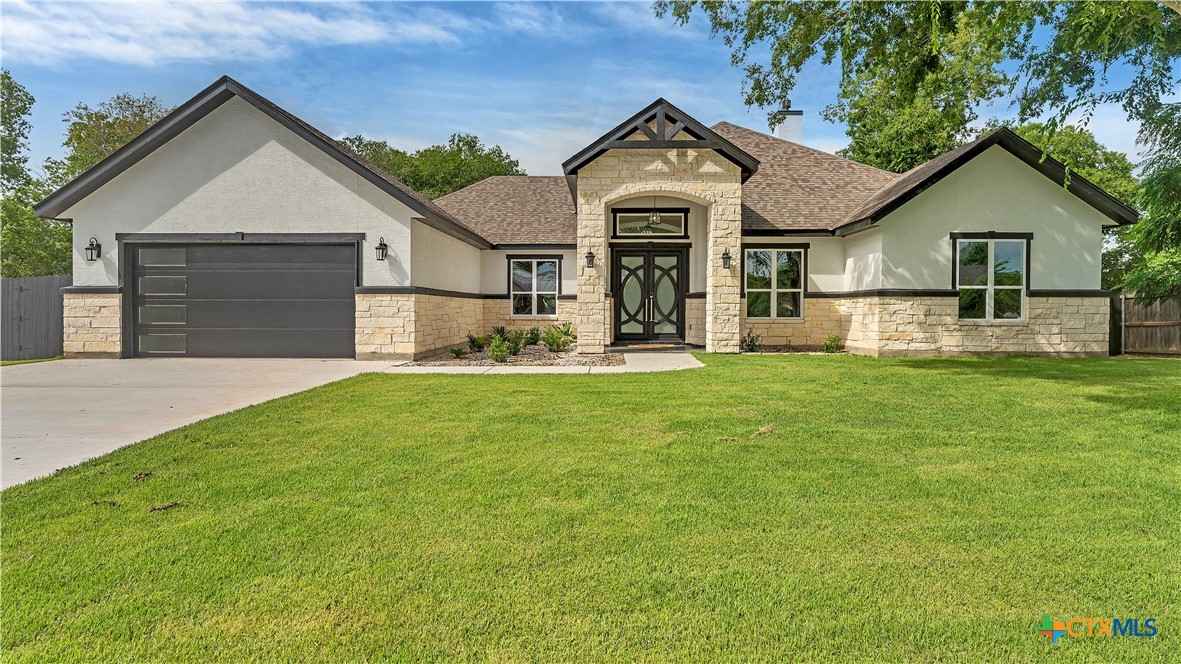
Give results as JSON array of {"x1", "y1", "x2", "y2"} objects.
[{"x1": 1, "y1": 1, "x2": 424, "y2": 66}]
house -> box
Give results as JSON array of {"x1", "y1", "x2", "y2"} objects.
[{"x1": 36, "y1": 77, "x2": 1136, "y2": 359}]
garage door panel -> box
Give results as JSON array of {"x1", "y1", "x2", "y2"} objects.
[
  {"x1": 184, "y1": 271, "x2": 354, "y2": 300},
  {"x1": 184, "y1": 329, "x2": 354, "y2": 358},
  {"x1": 132, "y1": 243, "x2": 357, "y2": 358},
  {"x1": 142, "y1": 299, "x2": 356, "y2": 330}
]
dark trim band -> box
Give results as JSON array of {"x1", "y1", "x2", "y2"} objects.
[
  {"x1": 355, "y1": 287, "x2": 577, "y2": 301},
  {"x1": 116, "y1": 232, "x2": 365, "y2": 243},
  {"x1": 62, "y1": 285, "x2": 121, "y2": 294},
  {"x1": 1028, "y1": 289, "x2": 1112, "y2": 298},
  {"x1": 804, "y1": 289, "x2": 959, "y2": 298},
  {"x1": 949, "y1": 231, "x2": 1034, "y2": 240},
  {"x1": 493, "y1": 244, "x2": 576, "y2": 251}
]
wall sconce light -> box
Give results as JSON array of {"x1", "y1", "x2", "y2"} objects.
[
  {"x1": 585, "y1": 249, "x2": 596, "y2": 268},
  {"x1": 721, "y1": 247, "x2": 732, "y2": 270},
  {"x1": 375, "y1": 237, "x2": 389, "y2": 261},
  {"x1": 84, "y1": 237, "x2": 102, "y2": 262}
]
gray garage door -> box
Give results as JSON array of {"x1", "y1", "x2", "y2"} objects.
[{"x1": 131, "y1": 244, "x2": 356, "y2": 357}]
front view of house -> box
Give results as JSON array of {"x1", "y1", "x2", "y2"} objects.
[{"x1": 37, "y1": 77, "x2": 1136, "y2": 359}]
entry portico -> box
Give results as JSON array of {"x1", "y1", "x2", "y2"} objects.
[{"x1": 562, "y1": 98, "x2": 757, "y2": 353}]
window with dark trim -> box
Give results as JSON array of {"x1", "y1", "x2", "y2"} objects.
[
  {"x1": 612, "y1": 208, "x2": 688, "y2": 237},
  {"x1": 509, "y1": 258, "x2": 559, "y2": 317},
  {"x1": 744, "y1": 248, "x2": 804, "y2": 319},
  {"x1": 955, "y1": 238, "x2": 1026, "y2": 320}
]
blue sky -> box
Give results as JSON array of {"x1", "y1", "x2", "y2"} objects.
[{"x1": 4, "y1": 1, "x2": 1148, "y2": 177}]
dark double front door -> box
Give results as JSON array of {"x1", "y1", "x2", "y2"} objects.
[{"x1": 613, "y1": 248, "x2": 686, "y2": 342}]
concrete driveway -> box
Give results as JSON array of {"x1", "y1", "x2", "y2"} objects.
[{"x1": 1, "y1": 358, "x2": 381, "y2": 489}]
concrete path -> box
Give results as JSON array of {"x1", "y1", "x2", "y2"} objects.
[
  {"x1": 1, "y1": 352, "x2": 700, "y2": 488},
  {"x1": 0, "y1": 358, "x2": 377, "y2": 489}
]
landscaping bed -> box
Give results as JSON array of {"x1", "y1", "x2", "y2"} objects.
[{"x1": 412, "y1": 343, "x2": 624, "y2": 367}]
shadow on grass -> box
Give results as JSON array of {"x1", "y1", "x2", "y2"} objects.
[{"x1": 889, "y1": 355, "x2": 1181, "y2": 416}]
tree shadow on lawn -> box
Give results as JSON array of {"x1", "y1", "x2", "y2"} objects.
[{"x1": 887, "y1": 355, "x2": 1181, "y2": 418}]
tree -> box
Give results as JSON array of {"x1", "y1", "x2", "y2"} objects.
[
  {"x1": 657, "y1": 0, "x2": 1181, "y2": 301},
  {"x1": 43, "y1": 93, "x2": 173, "y2": 189},
  {"x1": 1, "y1": 71, "x2": 70, "y2": 277},
  {"x1": 341, "y1": 133, "x2": 524, "y2": 199}
]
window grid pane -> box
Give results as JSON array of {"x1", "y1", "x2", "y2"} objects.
[
  {"x1": 509, "y1": 259, "x2": 560, "y2": 317},
  {"x1": 957, "y1": 239, "x2": 1025, "y2": 321}
]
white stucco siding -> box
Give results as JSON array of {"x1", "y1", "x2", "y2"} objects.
[
  {"x1": 877, "y1": 146, "x2": 1108, "y2": 290},
  {"x1": 742, "y1": 236, "x2": 845, "y2": 293},
  {"x1": 843, "y1": 228, "x2": 883, "y2": 291},
  {"x1": 480, "y1": 250, "x2": 578, "y2": 295},
  {"x1": 411, "y1": 221, "x2": 482, "y2": 292},
  {"x1": 63, "y1": 96, "x2": 415, "y2": 287}
]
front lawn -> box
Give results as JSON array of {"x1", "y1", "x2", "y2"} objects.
[{"x1": 2, "y1": 355, "x2": 1178, "y2": 661}]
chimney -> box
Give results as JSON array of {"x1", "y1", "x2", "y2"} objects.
[{"x1": 771, "y1": 99, "x2": 804, "y2": 144}]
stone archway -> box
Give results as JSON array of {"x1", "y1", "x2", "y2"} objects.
[{"x1": 571, "y1": 148, "x2": 744, "y2": 353}]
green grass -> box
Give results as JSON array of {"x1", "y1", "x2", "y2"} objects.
[
  {"x1": 3, "y1": 355, "x2": 1179, "y2": 661},
  {"x1": 0, "y1": 355, "x2": 62, "y2": 367}
]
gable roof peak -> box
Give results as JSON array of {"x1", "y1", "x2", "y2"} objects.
[{"x1": 33, "y1": 76, "x2": 491, "y2": 248}]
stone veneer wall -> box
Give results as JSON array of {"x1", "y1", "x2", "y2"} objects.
[
  {"x1": 870, "y1": 296, "x2": 1108, "y2": 356},
  {"x1": 358, "y1": 294, "x2": 581, "y2": 360},
  {"x1": 738, "y1": 294, "x2": 1107, "y2": 356},
  {"x1": 355, "y1": 293, "x2": 417, "y2": 360},
  {"x1": 63, "y1": 293, "x2": 121, "y2": 358},
  {"x1": 481, "y1": 298, "x2": 578, "y2": 336},
  {"x1": 574, "y1": 147, "x2": 743, "y2": 353},
  {"x1": 685, "y1": 297, "x2": 706, "y2": 346},
  {"x1": 740, "y1": 297, "x2": 845, "y2": 350}
]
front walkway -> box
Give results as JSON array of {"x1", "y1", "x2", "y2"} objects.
[{"x1": 0, "y1": 352, "x2": 700, "y2": 488}]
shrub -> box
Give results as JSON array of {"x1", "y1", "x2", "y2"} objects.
[
  {"x1": 554, "y1": 322, "x2": 576, "y2": 339},
  {"x1": 466, "y1": 333, "x2": 487, "y2": 352},
  {"x1": 507, "y1": 330, "x2": 524, "y2": 355},
  {"x1": 487, "y1": 335, "x2": 511, "y2": 363},
  {"x1": 450, "y1": 348, "x2": 468, "y2": 359},
  {"x1": 543, "y1": 324, "x2": 574, "y2": 352},
  {"x1": 525, "y1": 326, "x2": 542, "y2": 346},
  {"x1": 823, "y1": 333, "x2": 843, "y2": 354},
  {"x1": 491, "y1": 325, "x2": 507, "y2": 340},
  {"x1": 740, "y1": 329, "x2": 762, "y2": 353}
]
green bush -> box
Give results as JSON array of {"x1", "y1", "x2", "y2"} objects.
[
  {"x1": 466, "y1": 333, "x2": 487, "y2": 352},
  {"x1": 491, "y1": 325, "x2": 507, "y2": 340},
  {"x1": 823, "y1": 333, "x2": 843, "y2": 354},
  {"x1": 543, "y1": 324, "x2": 574, "y2": 352},
  {"x1": 525, "y1": 326, "x2": 542, "y2": 346},
  {"x1": 507, "y1": 330, "x2": 524, "y2": 355},
  {"x1": 487, "y1": 335, "x2": 511, "y2": 363},
  {"x1": 740, "y1": 329, "x2": 762, "y2": 353}
]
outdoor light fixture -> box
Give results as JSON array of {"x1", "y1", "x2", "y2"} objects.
[
  {"x1": 84, "y1": 237, "x2": 101, "y2": 262},
  {"x1": 646, "y1": 194, "x2": 660, "y2": 232},
  {"x1": 584, "y1": 249, "x2": 596, "y2": 268},
  {"x1": 721, "y1": 247, "x2": 732, "y2": 270},
  {"x1": 375, "y1": 237, "x2": 388, "y2": 261}
]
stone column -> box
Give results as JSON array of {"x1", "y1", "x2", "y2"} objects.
[
  {"x1": 575, "y1": 192, "x2": 610, "y2": 354},
  {"x1": 63, "y1": 292, "x2": 122, "y2": 358},
  {"x1": 705, "y1": 189, "x2": 743, "y2": 353}
]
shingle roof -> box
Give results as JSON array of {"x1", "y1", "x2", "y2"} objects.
[
  {"x1": 434, "y1": 176, "x2": 576, "y2": 245},
  {"x1": 711, "y1": 122, "x2": 899, "y2": 231}
]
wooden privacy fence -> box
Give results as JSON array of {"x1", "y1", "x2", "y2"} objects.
[
  {"x1": 1, "y1": 275, "x2": 71, "y2": 361},
  {"x1": 1122, "y1": 294, "x2": 1181, "y2": 356}
]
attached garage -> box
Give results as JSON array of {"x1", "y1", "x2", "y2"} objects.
[{"x1": 127, "y1": 240, "x2": 358, "y2": 358}]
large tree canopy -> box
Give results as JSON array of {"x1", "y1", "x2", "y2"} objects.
[
  {"x1": 657, "y1": 0, "x2": 1181, "y2": 301},
  {"x1": 43, "y1": 93, "x2": 173, "y2": 189},
  {"x1": 1, "y1": 71, "x2": 68, "y2": 277},
  {"x1": 341, "y1": 133, "x2": 524, "y2": 199}
]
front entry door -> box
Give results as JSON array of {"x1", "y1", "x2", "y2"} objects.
[{"x1": 613, "y1": 248, "x2": 686, "y2": 342}]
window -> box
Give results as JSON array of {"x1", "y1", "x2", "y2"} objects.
[
  {"x1": 744, "y1": 248, "x2": 803, "y2": 318},
  {"x1": 614, "y1": 210, "x2": 687, "y2": 236},
  {"x1": 957, "y1": 239, "x2": 1025, "y2": 320},
  {"x1": 510, "y1": 259, "x2": 559, "y2": 316}
]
